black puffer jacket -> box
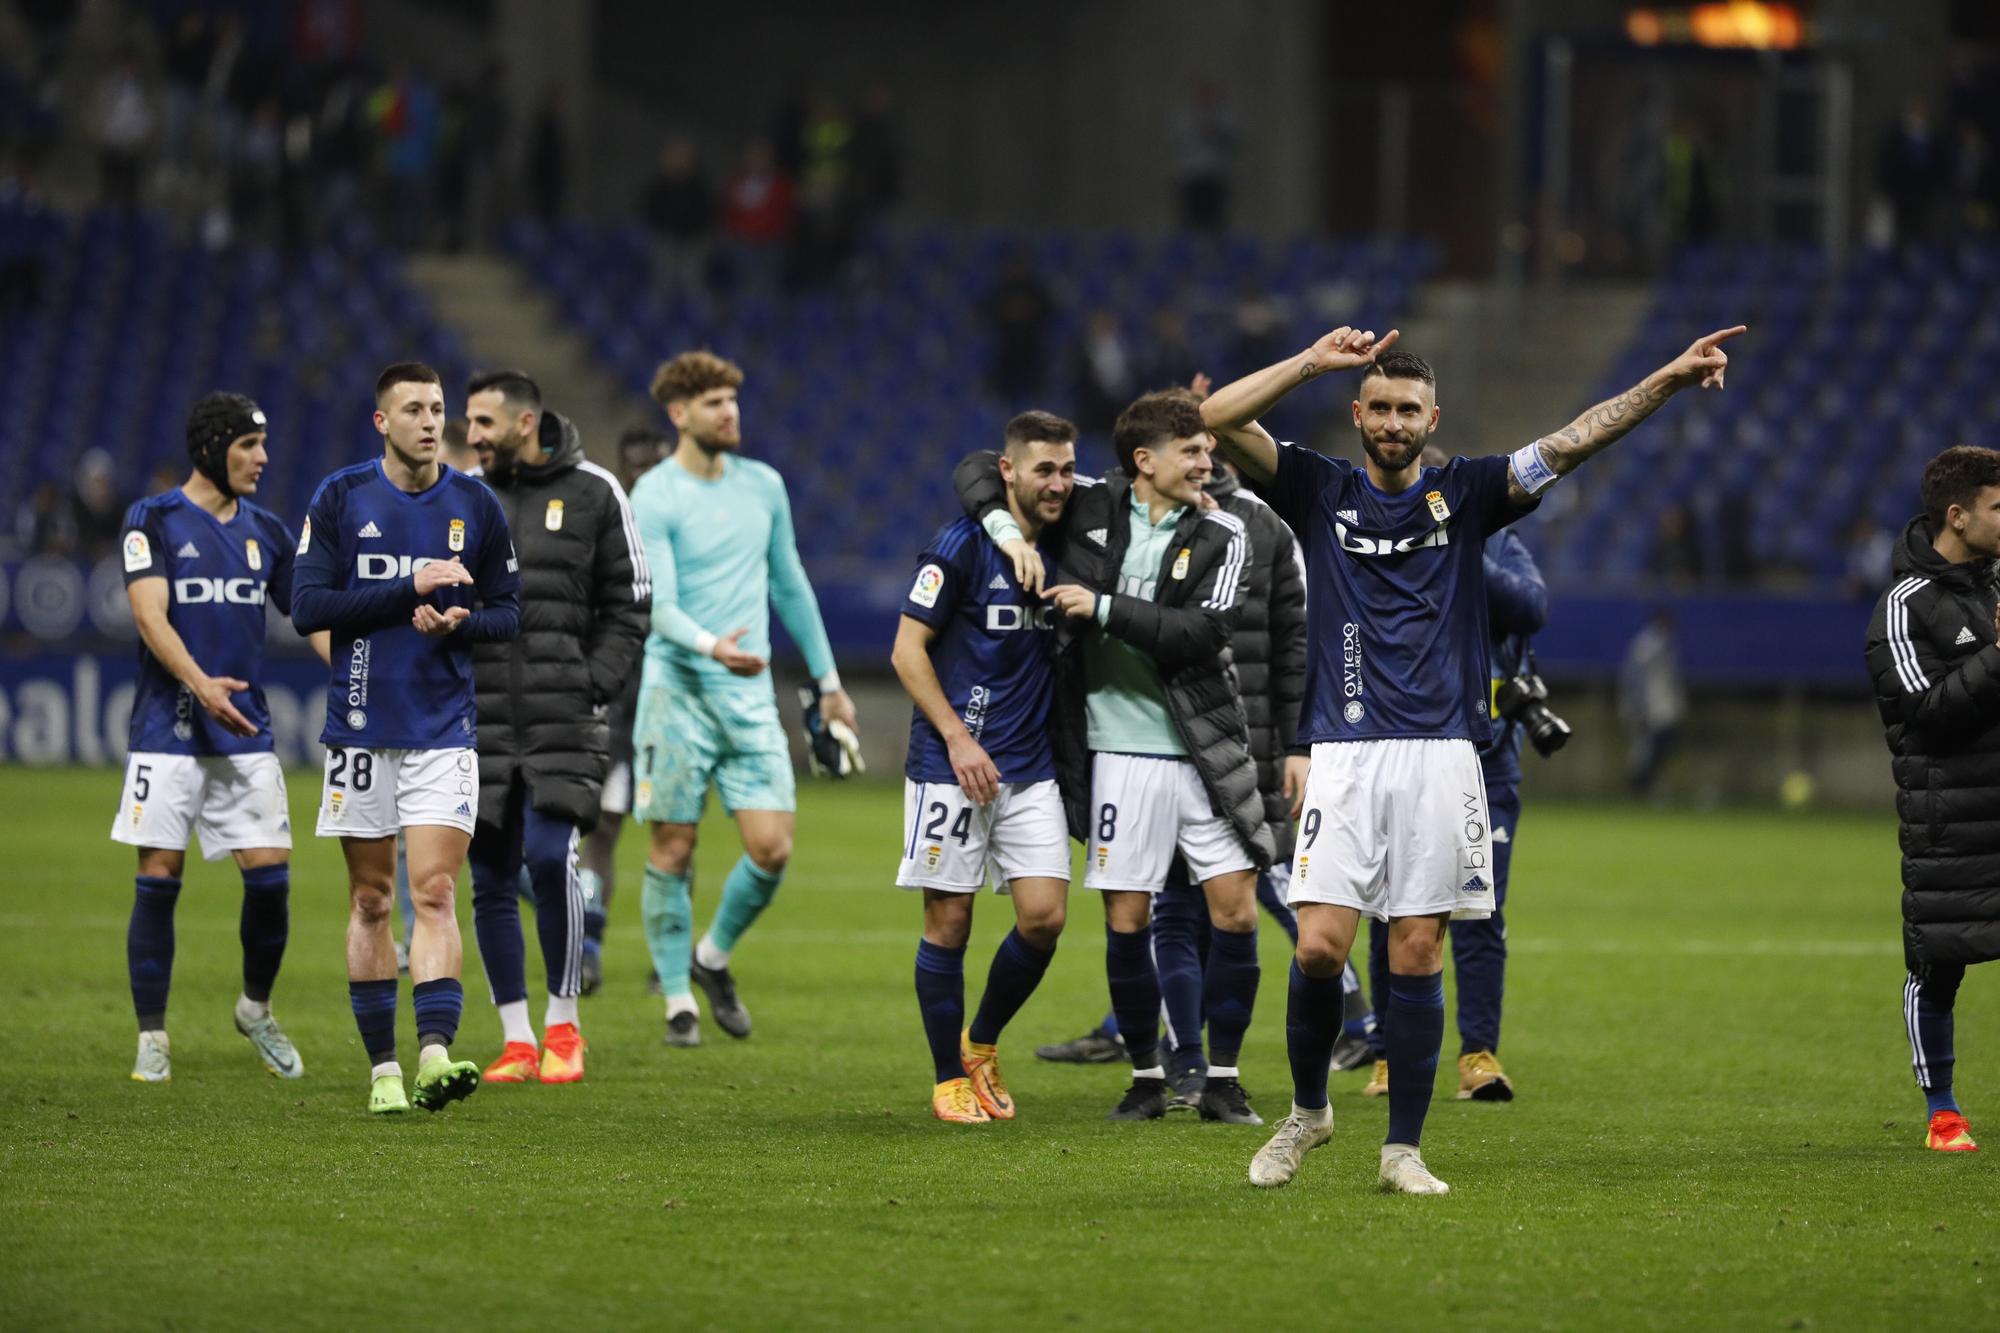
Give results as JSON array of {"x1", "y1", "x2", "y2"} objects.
[
  {"x1": 955, "y1": 454, "x2": 1275, "y2": 869},
  {"x1": 1865, "y1": 515, "x2": 2000, "y2": 971},
  {"x1": 1207, "y1": 469, "x2": 1307, "y2": 861},
  {"x1": 473, "y1": 411, "x2": 650, "y2": 830}
]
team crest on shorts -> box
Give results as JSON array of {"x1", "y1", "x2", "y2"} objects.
[
  {"x1": 636, "y1": 779, "x2": 654, "y2": 808},
  {"x1": 545, "y1": 499, "x2": 565, "y2": 531},
  {"x1": 1343, "y1": 700, "x2": 1364, "y2": 724},
  {"x1": 448, "y1": 518, "x2": 466, "y2": 552},
  {"x1": 1425, "y1": 490, "x2": 1451, "y2": 522},
  {"x1": 130, "y1": 802, "x2": 143, "y2": 826},
  {"x1": 1171, "y1": 548, "x2": 1191, "y2": 580},
  {"x1": 924, "y1": 844, "x2": 943, "y2": 871},
  {"x1": 1095, "y1": 844, "x2": 1109, "y2": 870},
  {"x1": 244, "y1": 538, "x2": 262, "y2": 571},
  {"x1": 329, "y1": 790, "x2": 344, "y2": 817}
]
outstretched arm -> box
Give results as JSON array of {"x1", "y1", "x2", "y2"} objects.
[
  {"x1": 1505, "y1": 326, "x2": 1747, "y2": 508},
  {"x1": 1200, "y1": 326, "x2": 1402, "y2": 482}
]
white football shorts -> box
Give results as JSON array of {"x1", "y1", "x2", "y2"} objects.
[
  {"x1": 1287, "y1": 738, "x2": 1494, "y2": 921},
  {"x1": 109, "y1": 751, "x2": 291, "y2": 859},
  {"x1": 1082, "y1": 752, "x2": 1255, "y2": 893},
  {"x1": 314, "y1": 745, "x2": 478, "y2": 838},
  {"x1": 896, "y1": 778, "x2": 1071, "y2": 893}
]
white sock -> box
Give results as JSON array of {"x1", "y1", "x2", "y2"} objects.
[
  {"x1": 419, "y1": 1041, "x2": 448, "y2": 1068},
  {"x1": 1294, "y1": 1102, "x2": 1334, "y2": 1126},
  {"x1": 545, "y1": 993, "x2": 578, "y2": 1028},
  {"x1": 498, "y1": 1000, "x2": 534, "y2": 1046},
  {"x1": 665, "y1": 992, "x2": 699, "y2": 1020},
  {"x1": 1132, "y1": 1065, "x2": 1165, "y2": 1081},
  {"x1": 371, "y1": 1060, "x2": 402, "y2": 1081},
  {"x1": 235, "y1": 995, "x2": 270, "y2": 1023},
  {"x1": 1206, "y1": 1065, "x2": 1240, "y2": 1080},
  {"x1": 695, "y1": 935, "x2": 730, "y2": 971}
]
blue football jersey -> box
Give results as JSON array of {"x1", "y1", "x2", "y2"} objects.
[
  {"x1": 120, "y1": 489, "x2": 299, "y2": 756},
  {"x1": 1265, "y1": 446, "x2": 1531, "y2": 745},
  {"x1": 900, "y1": 516, "x2": 1058, "y2": 785},
  {"x1": 292, "y1": 460, "x2": 521, "y2": 751}
]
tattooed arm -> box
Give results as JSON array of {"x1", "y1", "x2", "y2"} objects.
[
  {"x1": 1506, "y1": 325, "x2": 1747, "y2": 508},
  {"x1": 1201, "y1": 326, "x2": 1402, "y2": 483}
]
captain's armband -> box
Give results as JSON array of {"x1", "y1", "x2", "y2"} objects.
[{"x1": 1509, "y1": 442, "x2": 1560, "y2": 496}]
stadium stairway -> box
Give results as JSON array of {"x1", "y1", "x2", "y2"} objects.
[
  {"x1": 403, "y1": 253, "x2": 656, "y2": 463},
  {"x1": 1445, "y1": 280, "x2": 1656, "y2": 457}
]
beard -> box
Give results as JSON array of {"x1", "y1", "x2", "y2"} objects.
[
  {"x1": 1360, "y1": 431, "x2": 1426, "y2": 474},
  {"x1": 690, "y1": 425, "x2": 740, "y2": 454}
]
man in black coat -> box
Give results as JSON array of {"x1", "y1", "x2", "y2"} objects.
[
  {"x1": 1865, "y1": 444, "x2": 2000, "y2": 1153},
  {"x1": 463, "y1": 370, "x2": 650, "y2": 1085},
  {"x1": 959, "y1": 389, "x2": 1273, "y2": 1123}
]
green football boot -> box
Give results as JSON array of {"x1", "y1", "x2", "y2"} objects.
[
  {"x1": 412, "y1": 1053, "x2": 480, "y2": 1112},
  {"x1": 369, "y1": 1072, "x2": 410, "y2": 1116}
]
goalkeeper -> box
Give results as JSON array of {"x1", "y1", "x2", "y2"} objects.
[{"x1": 628, "y1": 351, "x2": 860, "y2": 1047}]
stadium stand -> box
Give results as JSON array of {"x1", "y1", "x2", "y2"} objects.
[
  {"x1": 0, "y1": 196, "x2": 471, "y2": 532},
  {"x1": 1534, "y1": 241, "x2": 2000, "y2": 586},
  {"x1": 499, "y1": 217, "x2": 1433, "y2": 566}
]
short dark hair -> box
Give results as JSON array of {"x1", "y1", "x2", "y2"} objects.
[
  {"x1": 1360, "y1": 349, "x2": 1436, "y2": 393},
  {"x1": 1003, "y1": 410, "x2": 1077, "y2": 454},
  {"x1": 1112, "y1": 389, "x2": 1206, "y2": 476},
  {"x1": 467, "y1": 369, "x2": 542, "y2": 408},
  {"x1": 618, "y1": 426, "x2": 669, "y2": 455},
  {"x1": 375, "y1": 361, "x2": 441, "y2": 402},
  {"x1": 1921, "y1": 445, "x2": 2000, "y2": 528}
]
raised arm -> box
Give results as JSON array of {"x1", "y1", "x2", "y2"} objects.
[
  {"x1": 1505, "y1": 326, "x2": 1746, "y2": 508},
  {"x1": 1200, "y1": 326, "x2": 1402, "y2": 482}
]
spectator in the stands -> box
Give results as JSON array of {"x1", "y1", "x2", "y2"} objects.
[
  {"x1": 1949, "y1": 120, "x2": 1996, "y2": 234},
  {"x1": 1138, "y1": 307, "x2": 1199, "y2": 390},
  {"x1": 983, "y1": 248, "x2": 1056, "y2": 398},
  {"x1": 72, "y1": 449, "x2": 124, "y2": 558},
  {"x1": 1072, "y1": 309, "x2": 1135, "y2": 438},
  {"x1": 94, "y1": 48, "x2": 153, "y2": 209},
  {"x1": 528, "y1": 87, "x2": 567, "y2": 225},
  {"x1": 16, "y1": 483, "x2": 77, "y2": 558},
  {"x1": 1170, "y1": 78, "x2": 1238, "y2": 232},
  {"x1": 1652, "y1": 503, "x2": 1704, "y2": 585},
  {"x1": 1879, "y1": 97, "x2": 1946, "y2": 247},
  {"x1": 1842, "y1": 515, "x2": 1895, "y2": 600},
  {"x1": 846, "y1": 82, "x2": 900, "y2": 220},
  {"x1": 720, "y1": 139, "x2": 794, "y2": 295},
  {"x1": 642, "y1": 135, "x2": 715, "y2": 294}
]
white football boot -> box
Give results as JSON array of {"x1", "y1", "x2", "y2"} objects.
[
  {"x1": 1379, "y1": 1144, "x2": 1450, "y2": 1194},
  {"x1": 1248, "y1": 1106, "x2": 1334, "y2": 1188},
  {"x1": 131, "y1": 1030, "x2": 171, "y2": 1083}
]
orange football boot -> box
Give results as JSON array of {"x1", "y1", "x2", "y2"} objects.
[
  {"x1": 483, "y1": 1041, "x2": 540, "y2": 1083},
  {"x1": 1927, "y1": 1109, "x2": 1979, "y2": 1152},
  {"x1": 540, "y1": 1023, "x2": 587, "y2": 1084}
]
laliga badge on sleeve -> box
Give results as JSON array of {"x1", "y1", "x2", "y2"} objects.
[
  {"x1": 1171, "y1": 548, "x2": 1191, "y2": 580},
  {"x1": 448, "y1": 518, "x2": 466, "y2": 552},
  {"x1": 296, "y1": 518, "x2": 311, "y2": 555},
  {"x1": 1425, "y1": 489, "x2": 1451, "y2": 523},
  {"x1": 245, "y1": 538, "x2": 262, "y2": 571},
  {"x1": 545, "y1": 499, "x2": 565, "y2": 532},
  {"x1": 910, "y1": 563, "x2": 944, "y2": 608},
  {"x1": 123, "y1": 531, "x2": 152, "y2": 572}
]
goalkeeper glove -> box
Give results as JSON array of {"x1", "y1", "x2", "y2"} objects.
[{"x1": 798, "y1": 685, "x2": 864, "y2": 779}]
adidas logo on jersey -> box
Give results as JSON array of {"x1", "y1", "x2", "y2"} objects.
[
  {"x1": 358, "y1": 521, "x2": 383, "y2": 538},
  {"x1": 1083, "y1": 527, "x2": 1109, "y2": 546},
  {"x1": 1956, "y1": 626, "x2": 1978, "y2": 646},
  {"x1": 1337, "y1": 509, "x2": 1359, "y2": 524},
  {"x1": 176, "y1": 541, "x2": 200, "y2": 559},
  {"x1": 989, "y1": 574, "x2": 1010, "y2": 590}
]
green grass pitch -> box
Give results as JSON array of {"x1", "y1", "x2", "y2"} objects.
[{"x1": 1, "y1": 767, "x2": 1994, "y2": 1330}]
